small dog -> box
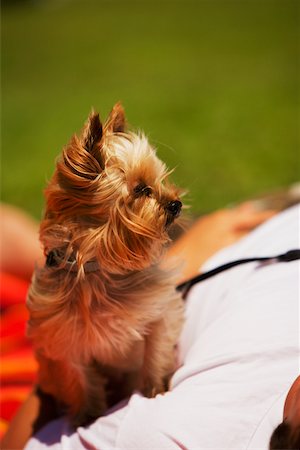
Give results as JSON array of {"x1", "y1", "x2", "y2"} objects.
[{"x1": 27, "y1": 103, "x2": 184, "y2": 426}]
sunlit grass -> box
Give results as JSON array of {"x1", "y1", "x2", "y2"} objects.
[{"x1": 2, "y1": 0, "x2": 298, "y2": 218}]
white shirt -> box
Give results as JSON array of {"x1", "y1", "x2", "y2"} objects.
[{"x1": 26, "y1": 205, "x2": 300, "y2": 450}]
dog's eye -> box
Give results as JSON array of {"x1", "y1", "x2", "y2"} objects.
[{"x1": 134, "y1": 183, "x2": 152, "y2": 197}]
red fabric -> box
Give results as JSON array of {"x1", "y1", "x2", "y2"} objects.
[
  {"x1": 0, "y1": 272, "x2": 37, "y2": 438},
  {"x1": 0, "y1": 272, "x2": 30, "y2": 307}
]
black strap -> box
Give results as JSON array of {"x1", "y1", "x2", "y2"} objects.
[{"x1": 176, "y1": 249, "x2": 300, "y2": 299}]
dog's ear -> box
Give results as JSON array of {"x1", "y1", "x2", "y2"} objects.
[
  {"x1": 104, "y1": 102, "x2": 126, "y2": 133},
  {"x1": 80, "y1": 111, "x2": 104, "y2": 169},
  {"x1": 55, "y1": 111, "x2": 105, "y2": 193}
]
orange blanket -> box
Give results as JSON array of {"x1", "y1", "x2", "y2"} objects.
[{"x1": 0, "y1": 272, "x2": 38, "y2": 438}]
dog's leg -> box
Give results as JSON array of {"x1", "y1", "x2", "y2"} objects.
[
  {"x1": 36, "y1": 354, "x2": 107, "y2": 426},
  {"x1": 73, "y1": 363, "x2": 108, "y2": 427},
  {"x1": 36, "y1": 354, "x2": 85, "y2": 414},
  {"x1": 141, "y1": 319, "x2": 178, "y2": 397}
]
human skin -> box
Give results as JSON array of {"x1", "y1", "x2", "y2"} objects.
[
  {"x1": 283, "y1": 376, "x2": 300, "y2": 430},
  {"x1": 0, "y1": 203, "x2": 44, "y2": 280}
]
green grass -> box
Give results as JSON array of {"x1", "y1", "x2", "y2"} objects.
[{"x1": 2, "y1": 0, "x2": 299, "y2": 218}]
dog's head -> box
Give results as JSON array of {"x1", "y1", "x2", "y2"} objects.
[{"x1": 41, "y1": 103, "x2": 182, "y2": 274}]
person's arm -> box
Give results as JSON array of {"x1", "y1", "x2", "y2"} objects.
[
  {"x1": 0, "y1": 203, "x2": 44, "y2": 280},
  {"x1": 1, "y1": 388, "x2": 59, "y2": 450},
  {"x1": 1, "y1": 391, "x2": 40, "y2": 450}
]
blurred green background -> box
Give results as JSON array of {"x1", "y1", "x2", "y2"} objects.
[{"x1": 2, "y1": 0, "x2": 299, "y2": 219}]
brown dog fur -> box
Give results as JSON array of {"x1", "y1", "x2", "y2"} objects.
[{"x1": 26, "y1": 103, "x2": 184, "y2": 426}]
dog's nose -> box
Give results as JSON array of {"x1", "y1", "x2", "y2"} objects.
[{"x1": 166, "y1": 200, "x2": 182, "y2": 217}]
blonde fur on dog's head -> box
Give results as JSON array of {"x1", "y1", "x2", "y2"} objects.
[
  {"x1": 41, "y1": 103, "x2": 182, "y2": 274},
  {"x1": 27, "y1": 103, "x2": 184, "y2": 424}
]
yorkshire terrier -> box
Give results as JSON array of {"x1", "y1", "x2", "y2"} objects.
[{"x1": 26, "y1": 103, "x2": 184, "y2": 426}]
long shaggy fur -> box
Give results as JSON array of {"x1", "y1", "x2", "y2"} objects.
[{"x1": 26, "y1": 103, "x2": 184, "y2": 425}]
